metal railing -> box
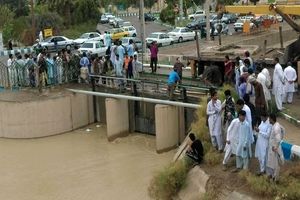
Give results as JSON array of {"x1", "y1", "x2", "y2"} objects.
[{"x1": 0, "y1": 56, "x2": 81, "y2": 89}]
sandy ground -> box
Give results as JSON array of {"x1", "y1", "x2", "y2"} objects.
[{"x1": 0, "y1": 124, "x2": 173, "y2": 200}]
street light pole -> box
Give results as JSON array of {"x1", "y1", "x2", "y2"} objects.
[
  {"x1": 140, "y1": 0, "x2": 146, "y2": 71},
  {"x1": 30, "y1": 0, "x2": 36, "y2": 44}
]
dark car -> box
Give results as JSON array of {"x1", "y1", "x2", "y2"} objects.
[
  {"x1": 223, "y1": 13, "x2": 238, "y2": 23},
  {"x1": 186, "y1": 18, "x2": 206, "y2": 30},
  {"x1": 144, "y1": 13, "x2": 156, "y2": 21}
]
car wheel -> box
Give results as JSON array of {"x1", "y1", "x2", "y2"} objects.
[
  {"x1": 235, "y1": 29, "x2": 238, "y2": 32},
  {"x1": 158, "y1": 43, "x2": 162, "y2": 47},
  {"x1": 170, "y1": 41, "x2": 174, "y2": 45},
  {"x1": 66, "y1": 45, "x2": 71, "y2": 50},
  {"x1": 190, "y1": 17, "x2": 194, "y2": 20},
  {"x1": 178, "y1": 37, "x2": 183, "y2": 43},
  {"x1": 132, "y1": 33, "x2": 136, "y2": 37}
]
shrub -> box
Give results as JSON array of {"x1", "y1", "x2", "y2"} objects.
[{"x1": 148, "y1": 158, "x2": 192, "y2": 200}]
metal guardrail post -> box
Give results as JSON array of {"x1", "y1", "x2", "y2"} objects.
[{"x1": 91, "y1": 76, "x2": 97, "y2": 123}]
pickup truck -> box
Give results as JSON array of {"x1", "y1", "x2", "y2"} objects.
[{"x1": 188, "y1": 10, "x2": 205, "y2": 20}]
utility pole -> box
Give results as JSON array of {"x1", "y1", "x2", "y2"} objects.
[
  {"x1": 140, "y1": 0, "x2": 146, "y2": 70},
  {"x1": 205, "y1": 0, "x2": 211, "y2": 41},
  {"x1": 30, "y1": 0, "x2": 36, "y2": 44},
  {"x1": 179, "y1": 0, "x2": 183, "y2": 21}
]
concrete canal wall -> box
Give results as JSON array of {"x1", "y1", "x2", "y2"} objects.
[{"x1": 0, "y1": 93, "x2": 94, "y2": 138}]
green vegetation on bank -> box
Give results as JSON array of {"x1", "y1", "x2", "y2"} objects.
[{"x1": 61, "y1": 21, "x2": 98, "y2": 40}]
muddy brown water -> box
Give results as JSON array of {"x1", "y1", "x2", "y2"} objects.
[{"x1": 0, "y1": 124, "x2": 173, "y2": 200}]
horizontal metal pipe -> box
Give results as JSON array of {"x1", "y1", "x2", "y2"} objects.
[{"x1": 67, "y1": 89, "x2": 201, "y2": 109}]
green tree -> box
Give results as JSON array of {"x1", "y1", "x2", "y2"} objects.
[{"x1": 0, "y1": 5, "x2": 14, "y2": 29}]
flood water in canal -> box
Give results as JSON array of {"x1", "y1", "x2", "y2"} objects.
[{"x1": 0, "y1": 124, "x2": 173, "y2": 200}]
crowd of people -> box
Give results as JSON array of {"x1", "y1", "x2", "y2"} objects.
[{"x1": 185, "y1": 51, "x2": 298, "y2": 182}]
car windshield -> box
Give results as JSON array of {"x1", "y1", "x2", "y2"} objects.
[
  {"x1": 148, "y1": 33, "x2": 159, "y2": 39},
  {"x1": 81, "y1": 43, "x2": 93, "y2": 48},
  {"x1": 43, "y1": 37, "x2": 53, "y2": 42},
  {"x1": 236, "y1": 20, "x2": 243, "y2": 23},
  {"x1": 171, "y1": 28, "x2": 180, "y2": 32},
  {"x1": 79, "y1": 33, "x2": 90, "y2": 39}
]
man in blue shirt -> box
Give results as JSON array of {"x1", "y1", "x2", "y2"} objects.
[{"x1": 168, "y1": 68, "x2": 180, "y2": 101}]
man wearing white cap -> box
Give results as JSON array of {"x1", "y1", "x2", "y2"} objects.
[{"x1": 283, "y1": 62, "x2": 297, "y2": 104}]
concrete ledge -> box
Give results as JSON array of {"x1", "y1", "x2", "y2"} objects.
[
  {"x1": 280, "y1": 112, "x2": 300, "y2": 127},
  {"x1": 177, "y1": 166, "x2": 209, "y2": 200},
  {"x1": 0, "y1": 93, "x2": 93, "y2": 138}
]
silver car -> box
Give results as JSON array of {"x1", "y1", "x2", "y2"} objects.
[
  {"x1": 35, "y1": 36, "x2": 74, "y2": 52},
  {"x1": 121, "y1": 37, "x2": 142, "y2": 52}
]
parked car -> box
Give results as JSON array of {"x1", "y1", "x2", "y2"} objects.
[
  {"x1": 100, "y1": 15, "x2": 109, "y2": 24},
  {"x1": 168, "y1": 27, "x2": 195, "y2": 43},
  {"x1": 121, "y1": 37, "x2": 142, "y2": 52},
  {"x1": 113, "y1": 17, "x2": 124, "y2": 28},
  {"x1": 211, "y1": 22, "x2": 229, "y2": 36},
  {"x1": 122, "y1": 26, "x2": 137, "y2": 37},
  {"x1": 109, "y1": 16, "x2": 116, "y2": 25},
  {"x1": 188, "y1": 10, "x2": 205, "y2": 20},
  {"x1": 223, "y1": 13, "x2": 238, "y2": 23},
  {"x1": 107, "y1": 28, "x2": 129, "y2": 41},
  {"x1": 234, "y1": 20, "x2": 254, "y2": 32},
  {"x1": 33, "y1": 36, "x2": 74, "y2": 52},
  {"x1": 146, "y1": 32, "x2": 174, "y2": 47},
  {"x1": 144, "y1": 13, "x2": 156, "y2": 21},
  {"x1": 239, "y1": 15, "x2": 254, "y2": 22},
  {"x1": 186, "y1": 18, "x2": 206, "y2": 30},
  {"x1": 78, "y1": 41, "x2": 107, "y2": 57},
  {"x1": 74, "y1": 32, "x2": 103, "y2": 47},
  {"x1": 122, "y1": 21, "x2": 132, "y2": 27}
]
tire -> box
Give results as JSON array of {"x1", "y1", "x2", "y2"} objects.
[
  {"x1": 66, "y1": 45, "x2": 71, "y2": 50},
  {"x1": 178, "y1": 37, "x2": 183, "y2": 43},
  {"x1": 132, "y1": 33, "x2": 136, "y2": 37},
  {"x1": 190, "y1": 17, "x2": 194, "y2": 20},
  {"x1": 158, "y1": 43, "x2": 162, "y2": 47},
  {"x1": 170, "y1": 41, "x2": 174, "y2": 45},
  {"x1": 235, "y1": 29, "x2": 238, "y2": 32}
]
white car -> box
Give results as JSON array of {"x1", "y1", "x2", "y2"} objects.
[
  {"x1": 113, "y1": 17, "x2": 124, "y2": 28},
  {"x1": 188, "y1": 10, "x2": 205, "y2": 20},
  {"x1": 239, "y1": 15, "x2": 254, "y2": 23},
  {"x1": 122, "y1": 26, "x2": 137, "y2": 37},
  {"x1": 74, "y1": 32, "x2": 103, "y2": 47},
  {"x1": 234, "y1": 20, "x2": 254, "y2": 32},
  {"x1": 168, "y1": 27, "x2": 195, "y2": 43},
  {"x1": 146, "y1": 32, "x2": 174, "y2": 47},
  {"x1": 109, "y1": 16, "x2": 116, "y2": 25},
  {"x1": 78, "y1": 41, "x2": 107, "y2": 57}
]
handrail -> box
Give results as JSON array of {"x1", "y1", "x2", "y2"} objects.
[{"x1": 67, "y1": 89, "x2": 201, "y2": 109}]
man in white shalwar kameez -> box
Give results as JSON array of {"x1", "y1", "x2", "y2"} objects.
[
  {"x1": 257, "y1": 66, "x2": 271, "y2": 106},
  {"x1": 236, "y1": 99, "x2": 254, "y2": 143},
  {"x1": 266, "y1": 114, "x2": 284, "y2": 181},
  {"x1": 272, "y1": 57, "x2": 285, "y2": 111},
  {"x1": 255, "y1": 112, "x2": 272, "y2": 175},
  {"x1": 222, "y1": 118, "x2": 240, "y2": 170},
  {"x1": 283, "y1": 63, "x2": 297, "y2": 104},
  {"x1": 233, "y1": 110, "x2": 252, "y2": 172},
  {"x1": 207, "y1": 91, "x2": 223, "y2": 151}
]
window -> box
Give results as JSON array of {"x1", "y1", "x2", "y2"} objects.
[
  {"x1": 96, "y1": 43, "x2": 100, "y2": 48},
  {"x1": 81, "y1": 43, "x2": 93, "y2": 48},
  {"x1": 56, "y1": 37, "x2": 65, "y2": 42},
  {"x1": 159, "y1": 34, "x2": 164, "y2": 39}
]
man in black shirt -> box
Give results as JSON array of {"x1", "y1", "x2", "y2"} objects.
[{"x1": 186, "y1": 133, "x2": 204, "y2": 164}]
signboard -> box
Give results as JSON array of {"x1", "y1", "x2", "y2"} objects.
[
  {"x1": 0, "y1": 32, "x2": 3, "y2": 51},
  {"x1": 44, "y1": 28, "x2": 53, "y2": 38}
]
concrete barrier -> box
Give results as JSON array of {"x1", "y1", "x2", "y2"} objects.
[
  {"x1": 0, "y1": 47, "x2": 33, "y2": 57},
  {"x1": 0, "y1": 93, "x2": 93, "y2": 138},
  {"x1": 105, "y1": 98, "x2": 129, "y2": 141}
]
